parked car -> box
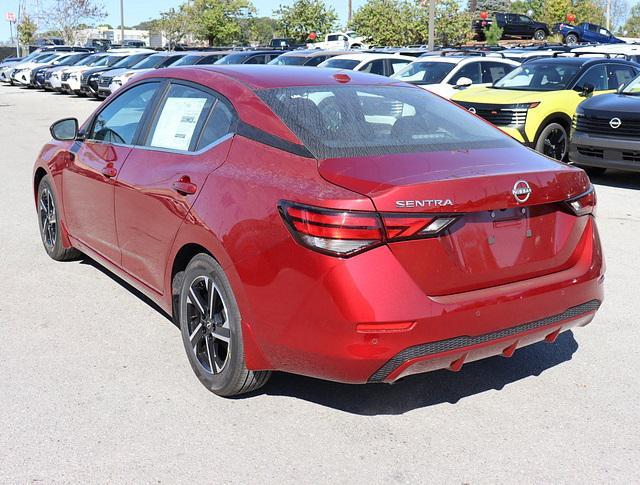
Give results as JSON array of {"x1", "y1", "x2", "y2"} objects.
[
  {"x1": 309, "y1": 31, "x2": 368, "y2": 49},
  {"x1": 80, "y1": 50, "x2": 155, "y2": 98},
  {"x1": 318, "y1": 53, "x2": 414, "y2": 76},
  {"x1": 268, "y1": 49, "x2": 352, "y2": 66},
  {"x1": 168, "y1": 51, "x2": 230, "y2": 67},
  {"x1": 34, "y1": 65, "x2": 604, "y2": 396},
  {"x1": 391, "y1": 53, "x2": 519, "y2": 99},
  {"x1": 98, "y1": 51, "x2": 187, "y2": 97},
  {"x1": 451, "y1": 56, "x2": 639, "y2": 160},
  {"x1": 571, "y1": 43, "x2": 640, "y2": 62},
  {"x1": 48, "y1": 53, "x2": 106, "y2": 91},
  {"x1": 122, "y1": 39, "x2": 146, "y2": 48},
  {"x1": 570, "y1": 72, "x2": 640, "y2": 174},
  {"x1": 60, "y1": 48, "x2": 150, "y2": 95},
  {"x1": 553, "y1": 22, "x2": 625, "y2": 45},
  {"x1": 31, "y1": 52, "x2": 92, "y2": 89},
  {"x1": 12, "y1": 51, "x2": 78, "y2": 86},
  {"x1": 475, "y1": 13, "x2": 550, "y2": 41},
  {"x1": 214, "y1": 50, "x2": 284, "y2": 65},
  {"x1": 1, "y1": 47, "x2": 90, "y2": 83}
]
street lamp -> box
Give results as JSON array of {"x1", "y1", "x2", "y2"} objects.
[{"x1": 120, "y1": 0, "x2": 125, "y2": 44}]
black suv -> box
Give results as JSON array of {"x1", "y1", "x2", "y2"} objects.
[
  {"x1": 475, "y1": 13, "x2": 550, "y2": 41},
  {"x1": 570, "y1": 72, "x2": 640, "y2": 174}
]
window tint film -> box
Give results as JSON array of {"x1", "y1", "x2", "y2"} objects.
[
  {"x1": 196, "y1": 100, "x2": 236, "y2": 150},
  {"x1": 576, "y1": 65, "x2": 607, "y2": 91},
  {"x1": 449, "y1": 62, "x2": 482, "y2": 84},
  {"x1": 89, "y1": 82, "x2": 159, "y2": 145},
  {"x1": 360, "y1": 59, "x2": 385, "y2": 75},
  {"x1": 146, "y1": 84, "x2": 215, "y2": 151},
  {"x1": 257, "y1": 85, "x2": 515, "y2": 159},
  {"x1": 321, "y1": 59, "x2": 360, "y2": 70}
]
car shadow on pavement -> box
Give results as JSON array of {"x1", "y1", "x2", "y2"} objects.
[
  {"x1": 257, "y1": 332, "x2": 579, "y2": 415},
  {"x1": 76, "y1": 256, "x2": 579, "y2": 414},
  {"x1": 589, "y1": 169, "x2": 640, "y2": 190},
  {"x1": 78, "y1": 257, "x2": 176, "y2": 326}
]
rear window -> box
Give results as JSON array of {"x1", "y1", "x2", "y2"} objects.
[{"x1": 257, "y1": 85, "x2": 515, "y2": 159}]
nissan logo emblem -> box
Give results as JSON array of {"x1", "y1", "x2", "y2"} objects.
[
  {"x1": 609, "y1": 117, "x2": 622, "y2": 129},
  {"x1": 468, "y1": 107, "x2": 476, "y2": 114},
  {"x1": 512, "y1": 180, "x2": 532, "y2": 203}
]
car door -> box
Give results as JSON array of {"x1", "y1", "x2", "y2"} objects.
[
  {"x1": 503, "y1": 14, "x2": 518, "y2": 36},
  {"x1": 448, "y1": 60, "x2": 482, "y2": 85},
  {"x1": 517, "y1": 16, "x2": 535, "y2": 36},
  {"x1": 114, "y1": 81, "x2": 237, "y2": 293},
  {"x1": 62, "y1": 81, "x2": 161, "y2": 264}
]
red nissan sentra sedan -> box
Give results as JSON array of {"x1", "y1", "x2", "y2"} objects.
[{"x1": 33, "y1": 65, "x2": 604, "y2": 396}]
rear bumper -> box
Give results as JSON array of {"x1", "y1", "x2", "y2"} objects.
[
  {"x1": 570, "y1": 132, "x2": 640, "y2": 172},
  {"x1": 370, "y1": 300, "x2": 599, "y2": 382},
  {"x1": 244, "y1": 216, "x2": 604, "y2": 383}
]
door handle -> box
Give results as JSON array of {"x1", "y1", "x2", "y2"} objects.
[
  {"x1": 101, "y1": 165, "x2": 117, "y2": 178},
  {"x1": 172, "y1": 176, "x2": 198, "y2": 195}
]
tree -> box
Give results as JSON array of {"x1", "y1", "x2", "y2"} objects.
[
  {"x1": 17, "y1": 14, "x2": 38, "y2": 46},
  {"x1": 621, "y1": 3, "x2": 640, "y2": 35},
  {"x1": 249, "y1": 16, "x2": 280, "y2": 45},
  {"x1": 158, "y1": 6, "x2": 191, "y2": 48},
  {"x1": 274, "y1": 0, "x2": 338, "y2": 43},
  {"x1": 351, "y1": 0, "x2": 471, "y2": 47},
  {"x1": 188, "y1": 0, "x2": 256, "y2": 46},
  {"x1": 475, "y1": 0, "x2": 510, "y2": 15},
  {"x1": 42, "y1": 0, "x2": 106, "y2": 44}
]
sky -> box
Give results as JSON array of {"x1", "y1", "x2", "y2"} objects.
[{"x1": 0, "y1": 0, "x2": 361, "y2": 43}]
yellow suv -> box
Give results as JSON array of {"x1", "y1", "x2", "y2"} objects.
[{"x1": 451, "y1": 56, "x2": 639, "y2": 160}]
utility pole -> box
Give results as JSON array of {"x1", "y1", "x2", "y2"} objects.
[
  {"x1": 120, "y1": 0, "x2": 125, "y2": 44},
  {"x1": 348, "y1": 0, "x2": 352, "y2": 24},
  {"x1": 606, "y1": 0, "x2": 611, "y2": 30},
  {"x1": 428, "y1": 0, "x2": 435, "y2": 50}
]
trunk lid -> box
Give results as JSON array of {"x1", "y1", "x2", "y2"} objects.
[{"x1": 319, "y1": 146, "x2": 592, "y2": 295}]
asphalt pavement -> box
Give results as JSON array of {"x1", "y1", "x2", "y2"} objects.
[{"x1": 0, "y1": 84, "x2": 639, "y2": 484}]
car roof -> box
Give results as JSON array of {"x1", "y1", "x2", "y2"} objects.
[
  {"x1": 324, "y1": 53, "x2": 414, "y2": 62},
  {"x1": 280, "y1": 49, "x2": 351, "y2": 58},
  {"x1": 164, "y1": 65, "x2": 400, "y2": 89},
  {"x1": 527, "y1": 56, "x2": 632, "y2": 66}
]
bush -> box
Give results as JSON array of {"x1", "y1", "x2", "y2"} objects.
[{"x1": 484, "y1": 19, "x2": 503, "y2": 44}]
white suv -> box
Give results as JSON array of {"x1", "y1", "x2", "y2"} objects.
[
  {"x1": 318, "y1": 53, "x2": 414, "y2": 77},
  {"x1": 391, "y1": 53, "x2": 520, "y2": 99}
]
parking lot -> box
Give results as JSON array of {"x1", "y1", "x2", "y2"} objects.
[{"x1": 1, "y1": 83, "x2": 639, "y2": 483}]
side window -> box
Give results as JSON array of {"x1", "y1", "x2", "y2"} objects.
[
  {"x1": 518, "y1": 16, "x2": 531, "y2": 23},
  {"x1": 89, "y1": 82, "x2": 159, "y2": 145},
  {"x1": 305, "y1": 56, "x2": 325, "y2": 66},
  {"x1": 449, "y1": 62, "x2": 482, "y2": 84},
  {"x1": 481, "y1": 62, "x2": 515, "y2": 83},
  {"x1": 327, "y1": 35, "x2": 338, "y2": 42},
  {"x1": 607, "y1": 64, "x2": 636, "y2": 89},
  {"x1": 196, "y1": 99, "x2": 236, "y2": 150},
  {"x1": 390, "y1": 59, "x2": 411, "y2": 74},
  {"x1": 360, "y1": 59, "x2": 386, "y2": 75},
  {"x1": 245, "y1": 55, "x2": 266, "y2": 64},
  {"x1": 145, "y1": 84, "x2": 216, "y2": 152},
  {"x1": 576, "y1": 65, "x2": 608, "y2": 91}
]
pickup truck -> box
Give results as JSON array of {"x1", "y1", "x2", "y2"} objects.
[
  {"x1": 308, "y1": 31, "x2": 368, "y2": 50},
  {"x1": 474, "y1": 13, "x2": 550, "y2": 41},
  {"x1": 553, "y1": 22, "x2": 625, "y2": 45}
]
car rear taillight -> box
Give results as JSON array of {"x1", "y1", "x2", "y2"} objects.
[
  {"x1": 566, "y1": 186, "x2": 596, "y2": 216},
  {"x1": 279, "y1": 201, "x2": 458, "y2": 257}
]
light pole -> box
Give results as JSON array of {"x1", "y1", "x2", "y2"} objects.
[
  {"x1": 428, "y1": 0, "x2": 435, "y2": 50},
  {"x1": 120, "y1": 0, "x2": 125, "y2": 44}
]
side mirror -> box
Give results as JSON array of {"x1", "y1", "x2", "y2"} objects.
[
  {"x1": 454, "y1": 77, "x2": 473, "y2": 89},
  {"x1": 50, "y1": 118, "x2": 79, "y2": 141},
  {"x1": 578, "y1": 83, "x2": 595, "y2": 97}
]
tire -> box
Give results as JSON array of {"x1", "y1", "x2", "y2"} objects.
[
  {"x1": 534, "y1": 122, "x2": 568, "y2": 161},
  {"x1": 534, "y1": 29, "x2": 546, "y2": 41},
  {"x1": 565, "y1": 33, "x2": 579, "y2": 45},
  {"x1": 179, "y1": 253, "x2": 271, "y2": 397},
  {"x1": 37, "y1": 175, "x2": 80, "y2": 261}
]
